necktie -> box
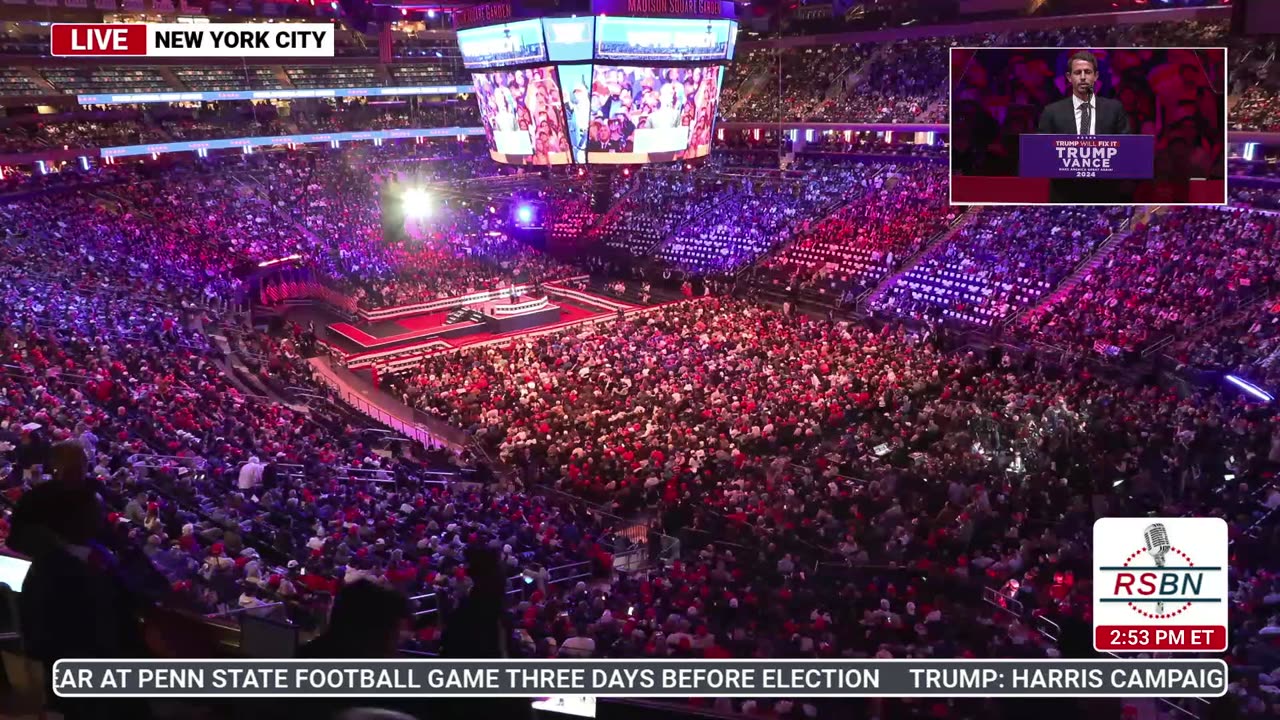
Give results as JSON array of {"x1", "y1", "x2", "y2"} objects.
[{"x1": 1079, "y1": 102, "x2": 1092, "y2": 135}]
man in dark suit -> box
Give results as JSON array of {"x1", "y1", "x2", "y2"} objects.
[{"x1": 1037, "y1": 50, "x2": 1134, "y2": 204}]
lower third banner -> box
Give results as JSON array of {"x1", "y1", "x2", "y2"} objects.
[{"x1": 53, "y1": 658, "x2": 1228, "y2": 698}]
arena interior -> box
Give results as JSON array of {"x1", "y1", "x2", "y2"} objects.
[{"x1": 0, "y1": 0, "x2": 1278, "y2": 718}]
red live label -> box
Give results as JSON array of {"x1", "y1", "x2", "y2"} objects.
[
  {"x1": 1096, "y1": 625, "x2": 1226, "y2": 652},
  {"x1": 51, "y1": 24, "x2": 147, "y2": 56}
]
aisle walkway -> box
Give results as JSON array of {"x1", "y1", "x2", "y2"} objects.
[{"x1": 307, "y1": 356, "x2": 463, "y2": 451}]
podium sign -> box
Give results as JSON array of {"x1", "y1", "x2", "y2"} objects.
[{"x1": 1019, "y1": 134, "x2": 1154, "y2": 180}]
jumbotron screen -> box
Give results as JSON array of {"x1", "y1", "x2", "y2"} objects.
[
  {"x1": 462, "y1": 15, "x2": 734, "y2": 165},
  {"x1": 594, "y1": 17, "x2": 736, "y2": 62},
  {"x1": 559, "y1": 63, "x2": 723, "y2": 164},
  {"x1": 473, "y1": 67, "x2": 572, "y2": 165},
  {"x1": 457, "y1": 19, "x2": 548, "y2": 70},
  {"x1": 457, "y1": 17, "x2": 737, "y2": 68}
]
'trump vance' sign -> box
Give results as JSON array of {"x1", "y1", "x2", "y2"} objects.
[
  {"x1": 1019, "y1": 134, "x2": 1155, "y2": 180},
  {"x1": 1093, "y1": 517, "x2": 1228, "y2": 652}
]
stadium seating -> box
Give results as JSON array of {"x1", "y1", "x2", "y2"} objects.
[
  {"x1": 172, "y1": 66, "x2": 284, "y2": 91},
  {"x1": 757, "y1": 164, "x2": 952, "y2": 303},
  {"x1": 653, "y1": 159, "x2": 881, "y2": 274},
  {"x1": 1020, "y1": 206, "x2": 1280, "y2": 354},
  {"x1": 39, "y1": 66, "x2": 173, "y2": 95},
  {"x1": 283, "y1": 65, "x2": 381, "y2": 89},
  {"x1": 388, "y1": 64, "x2": 467, "y2": 85},
  {"x1": 588, "y1": 169, "x2": 710, "y2": 257},
  {"x1": 0, "y1": 66, "x2": 44, "y2": 96},
  {"x1": 0, "y1": 7, "x2": 1279, "y2": 718},
  {"x1": 872, "y1": 207, "x2": 1129, "y2": 326}
]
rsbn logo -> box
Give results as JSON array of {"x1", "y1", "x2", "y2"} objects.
[
  {"x1": 1104, "y1": 522, "x2": 1221, "y2": 619},
  {"x1": 1093, "y1": 517, "x2": 1228, "y2": 652}
]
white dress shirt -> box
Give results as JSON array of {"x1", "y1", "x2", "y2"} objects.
[{"x1": 1072, "y1": 93, "x2": 1096, "y2": 135}]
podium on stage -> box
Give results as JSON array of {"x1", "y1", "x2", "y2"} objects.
[{"x1": 1018, "y1": 134, "x2": 1155, "y2": 180}]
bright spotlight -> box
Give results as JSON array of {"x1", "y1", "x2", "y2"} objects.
[
  {"x1": 402, "y1": 188, "x2": 432, "y2": 219},
  {"x1": 516, "y1": 205, "x2": 534, "y2": 225}
]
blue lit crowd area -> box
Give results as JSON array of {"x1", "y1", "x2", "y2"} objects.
[{"x1": 0, "y1": 1, "x2": 1277, "y2": 720}]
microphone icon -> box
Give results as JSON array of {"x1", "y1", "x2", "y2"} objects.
[{"x1": 1143, "y1": 523, "x2": 1171, "y2": 614}]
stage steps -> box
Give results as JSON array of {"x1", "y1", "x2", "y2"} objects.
[{"x1": 446, "y1": 307, "x2": 486, "y2": 324}]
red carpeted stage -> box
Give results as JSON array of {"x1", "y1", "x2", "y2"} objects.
[{"x1": 318, "y1": 281, "x2": 640, "y2": 369}]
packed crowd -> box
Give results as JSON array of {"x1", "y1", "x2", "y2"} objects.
[
  {"x1": 0, "y1": 173, "x2": 622, "y2": 641},
  {"x1": 2, "y1": 11, "x2": 1280, "y2": 716},
  {"x1": 0, "y1": 156, "x2": 1277, "y2": 720},
  {"x1": 395, "y1": 296, "x2": 1278, "y2": 716},
  {"x1": 1020, "y1": 207, "x2": 1280, "y2": 357},
  {"x1": 1, "y1": 143, "x2": 571, "y2": 318}
]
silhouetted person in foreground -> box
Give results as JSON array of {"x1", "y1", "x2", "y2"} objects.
[
  {"x1": 300, "y1": 580, "x2": 409, "y2": 659},
  {"x1": 9, "y1": 441, "x2": 97, "y2": 559},
  {"x1": 280, "y1": 581, "x2": 429, "y2": 720},
  {"x1": 17, "y1": 479, "x2": 153, "y2": 720},
  {"x1": 440, "y1": 546, "x2": 531, "y2": 720}
]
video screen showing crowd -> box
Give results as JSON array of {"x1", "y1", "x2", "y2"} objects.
[
  {"x1": 455, "y1": 18, "x2": 548, "y2": 69},
  {"x1": 593, "y1": 16, "x2": 736, "y2": 62},
  {"x1": 473, "y1": 67, "x2": 573, "y2": 165},
  {"x1": 562, "y1": 64, "x2": 721, "y2": 162},
  {"x1": 459, "y1": 12, "x2": 733, "y2": 167}
]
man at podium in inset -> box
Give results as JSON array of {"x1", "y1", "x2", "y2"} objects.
[{"x1": 1037, "y1": 51, "x2": 1134, "y2": 204}]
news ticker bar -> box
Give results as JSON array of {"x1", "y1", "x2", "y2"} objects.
[
  {"x1": 54, "y1": 659, "x2": 1228, "y2": 698},
  {"x1": 78, "y1": 86, "x2": 477, "y2": 106},
  {"x1": 98, "y1": 126, "x2": 485, "y2": 158}
]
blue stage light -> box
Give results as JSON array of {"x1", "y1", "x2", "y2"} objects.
[
  {"x1": 516, "y1": 205, "x2": 534, "y2": 225},
  {"x1": 1226, "y1": 375, "x2": 1273, "y2": 403}
]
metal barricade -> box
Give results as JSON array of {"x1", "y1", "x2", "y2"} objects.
[
  {"x1": 335, "y1": 466, "x2": 396, "y2": 484},
  {"x1": 544, "y1": 561, "x2": 593, "y2": 587},
  {"x1": 1033, "y1": 614, "x2": 1061, "y2": 643},
  {"x1": 409, "y1": 592, "x2": 441, "y2": 618},
  {"x1": 204, "y1": 602, "x2": 288, "y2": 626},
  {"x1": 982, "y1": 586, "x2": 1024, "y2": 618}
]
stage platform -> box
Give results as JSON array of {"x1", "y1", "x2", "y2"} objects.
[
  {"x1": 312, "y1": 282, "x2": 643, "y2": 369},
  {"x1": 472, "y1": 293, "x2": 562, "y2": 333},
  {"x1": 327, "y1": 314, "x2": 485, "y2": 353}
]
